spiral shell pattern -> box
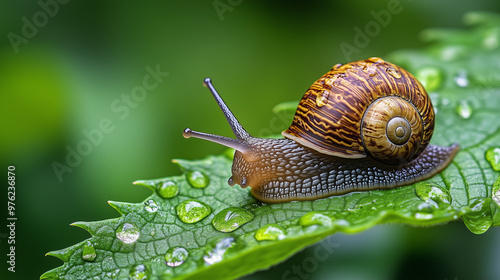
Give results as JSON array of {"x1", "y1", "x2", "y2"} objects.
[{"x1": 282, "y1": 57, "x2": 434, "y2": 165}]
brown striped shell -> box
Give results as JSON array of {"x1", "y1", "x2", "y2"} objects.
[{"x1": 282, "y1": 57, "x2": 434, "y2": 165}]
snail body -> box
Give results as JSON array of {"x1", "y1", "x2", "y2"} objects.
[{"x1": 183, "y1": 57, "x2": 459, "y2": 203}]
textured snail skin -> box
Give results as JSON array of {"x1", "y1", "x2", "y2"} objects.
[
  {"x1": 183, "y1": 58, "x2": 460, "y2": 203},
  {"x1": 229, "y1": 137, "x2": 459, "y2": 203}
]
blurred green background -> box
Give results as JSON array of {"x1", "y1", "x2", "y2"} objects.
[{"x1": 1, "y1": 1, "x2": 500, "y2": 279}]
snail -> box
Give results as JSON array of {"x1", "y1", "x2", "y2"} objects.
[{"x1": 183, "y1": 57, "x2": 459, "y2": 203}]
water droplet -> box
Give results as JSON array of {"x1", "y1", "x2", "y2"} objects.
[
  {"x1": 439, "y1": 45, "x2": 467, "y2": 61},
  {"x1": 212, "y1": 207, "x2": 254, "y2": 233},
  {"x1": 255, "y1": 224, "x2": 286, "y2": 241},
  {"x1": 157, "y1": 181, "x2": 179, "y2": 198},
  {"x1": 367, "y1": 57, "x2": 384, "y2": 63},
  {"x1": 485, "y1": 147, "x2": 500, "y2": 171},
  {"x1": 323, "y1": 77, "x2": 334, "y2": 87},
  {"x1": 115, "y1": 222, "x2": 140, "y2": 244},
  {"x1": 299, "y1": 212, "x2": 333, "y2": 227},
  {"x1": 454, "y1": 70, "x2": 469, "y2": 87},
  {"x1": 175, "y1": 199, "x2": 212, "y2": 223},
  {"x1": 386, "y1": 67, "x2": 401, "y2": 79},
  {"x1": 483, "y1": 28, "x2": 500, "y2": 50},
  {"x1": 105, "y1": 270, "x2": 119, "y2": 279},
  {"x1": 415, "y1": 67, "x2": 443, "y2": 91},
  {"x1": 493, "y1": 178, "x2": 500, "y2": 208},
  {"x1": 335, "y1": 219, "x2": 350, "y2": 227},
  {"x1": 144, "y1": 199, "x2": 158, "y2": 213},
  {"x1": 129, "y1": 264, "x2": 150, "y2": 280},
  {"x1": 415, "y1": 183, "x2": 451, "y2": 208},
  {"x1": 455, "y1": 100, "x2": 473, "y2": 119},
  {"x1": 416, "y1": 202, "x2": 434, "y2": 213},
  {"x1": 204, "y1": 237, "x2": 234, "y2": 265},
  {"x1": 462, "y1": 198, "x2": 493, "y2": 234},
  {"x1": 164, "y1": 247, "x2": 188, "y2": 267},
  {"x1": 186, "y1": 171, "x2": 209, "y2": 188},
  {"x1": 82, "y1": 241, "x2": 96, "y2": 262},
  {"x1": 316, "y1": 90, "x2": 329, "y2": 107},
  {"x1": 362, "y1": 64, "x2": 378, "y2": 76},
  {"x1": 414, "y1": 212, "x2": 434, "y2": 220},
  {"x1": 414, "y1": 202, "x2": 435, "y2": 219}
]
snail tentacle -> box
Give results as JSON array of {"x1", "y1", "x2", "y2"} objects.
[
  {"x1": 182, "y1": 78, "x2": 254, "y2": 154},
  {"x1": 183, "y1": 128, "x2": 250, "y2": 154},
  {"x1": 203, "y1": 78, "x2": 250, "y2": 140}
]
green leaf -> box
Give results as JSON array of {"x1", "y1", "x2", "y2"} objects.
[{"x1": 43, "y1": 11, "x2": 500, "y2": 280}]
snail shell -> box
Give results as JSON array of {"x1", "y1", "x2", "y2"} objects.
[
  {"x1": 283, "y1": 57, "x2": 433, "y2": 165},
  {"x1": 183, "y1": 57, "x2": 459, "y2": 203}
]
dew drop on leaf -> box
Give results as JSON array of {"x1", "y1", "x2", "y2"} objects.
[
  {"x1": 417, "y1": 202, "x2": 435, "y2": 213},
  {"x1": 492, "y1": 178, "x2": 500, "y2": 226},
  {"x1": 454, "y1": 69, "x2": 469, "y2": 87},
  {"x1": 455, "y1": 100, "x2": 473, "y2": 119},
  {"x1": 157, "y1": 181, "x2": 179, "y2": 198},
  {"x1": 412, "y1": 202, "x2": 436, "y2": 220},
  {"x1": 299, "y1": 212, "x2": 333, "y2": 227},
  {"x1": 255, "y1": 224, "x2": 286, "y2": 241},
  {"x1": 175, "y1": 199, "x2": 212, "y2": 223},
  {"x1": 164, "y1": 247, "x2": 188, "y2": 267},
  {"x1": 144, "y1": 199, "x2": 159, "y2": 213},
  {"x1": 415, "y1": 182, "x2": 452, "y2": 208},
  {"x1": 414, "y1": 213, "x2": 434, "y2": 220},
  {"x1": 494, "y1": 185, "x2": 500, "y2": 207},
  {"x1": 483, "y1": 28, "x2": 500, "y2": 49},
  {"x1": 186, "y1": 170, "x2": 210, "y2": 188},
  {"x1": 462, "y1": 198, "x2": 493, "y2": 234},
  {"x1": 115, "y1": 222, "x2": 140, "y2": 244},
  {"x1": 203, "y1": 237, "x2": 234, "y2": 265},
  {"x1": 105, "y1": 270, "x2": 119, "y2": 279},
  {"x1": 485, "y1": 147, "x2": 500, "y2": 171},
  {"x1": 81, "y1": 241, "x2": 96, "y2": 262},
  {"x1": 129, "y1": 264, "x2": 150, "y2": 280},
  {"x1": 439, "y1": 45, "x2": 467, "y2": 61},
  {"x1": 212, "y1": 207, "x2": 254, "y2": 233}
]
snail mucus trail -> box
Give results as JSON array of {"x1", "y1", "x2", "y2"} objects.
[{"x1": 183, "y1": 57, "x2": 459, "y2": 203}]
